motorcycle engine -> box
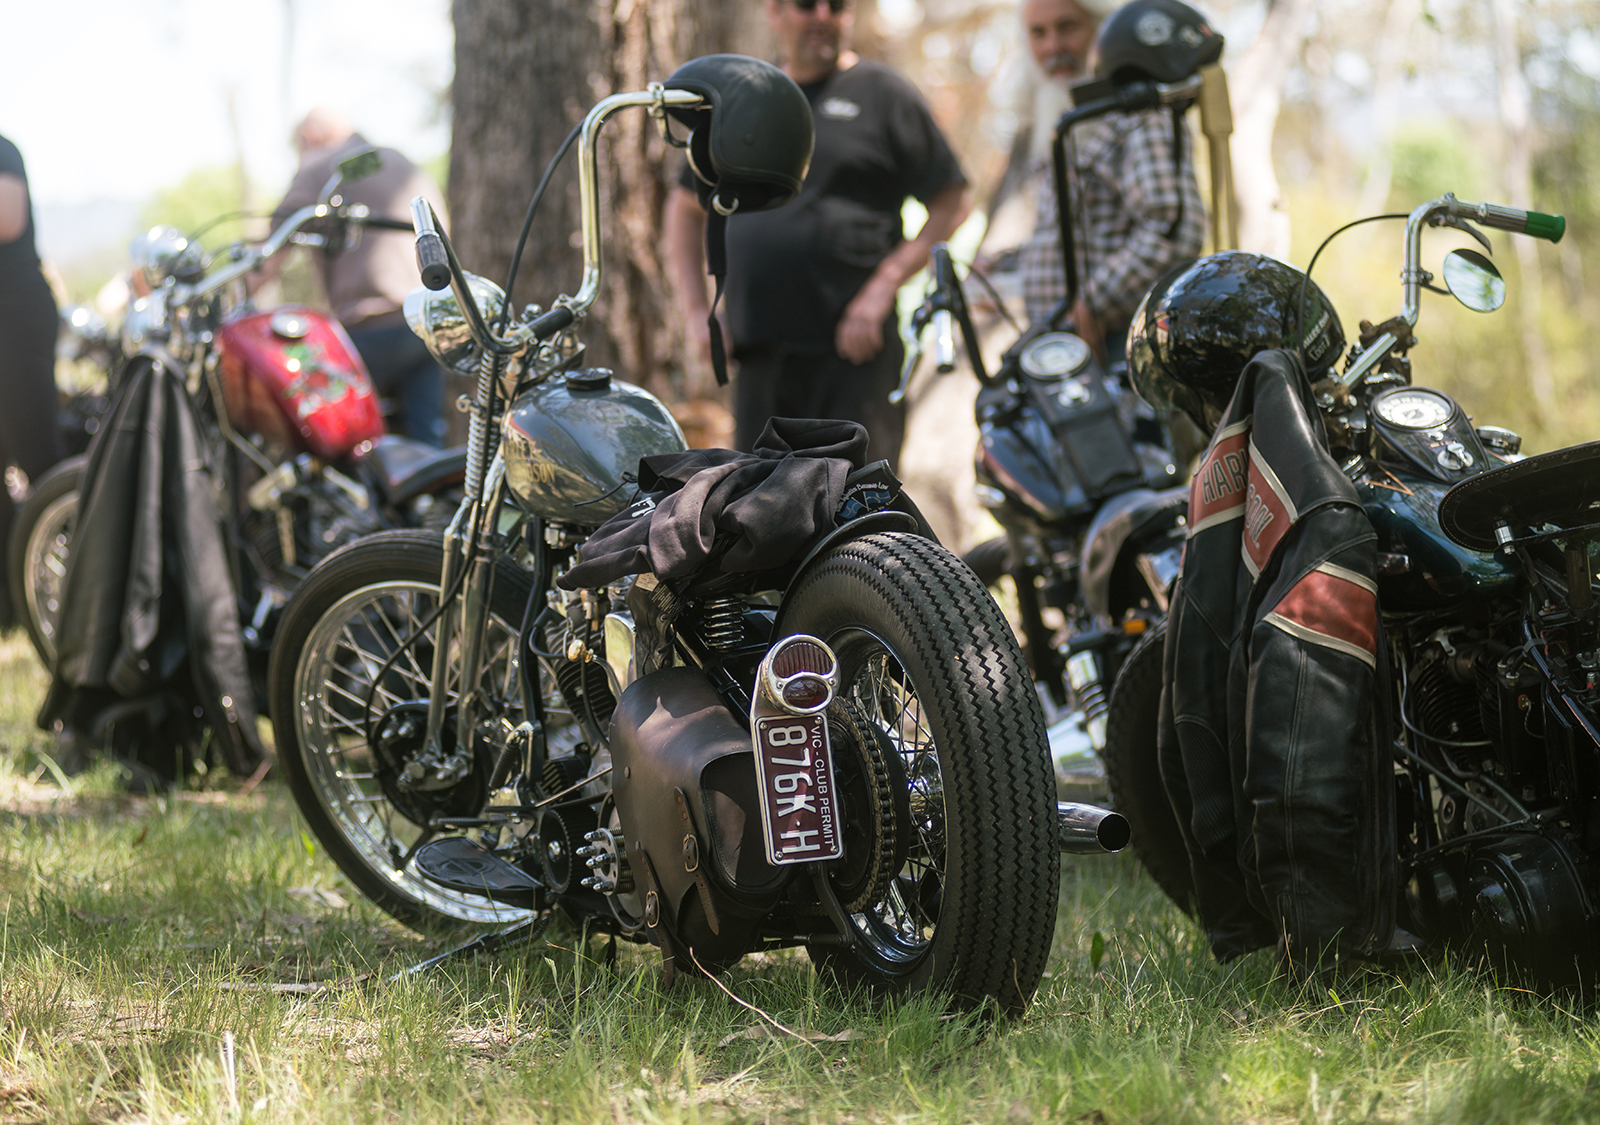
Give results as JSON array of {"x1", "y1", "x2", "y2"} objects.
[{"x1": 1403, "y1": 633, "x2": 1600, "y2": 987}]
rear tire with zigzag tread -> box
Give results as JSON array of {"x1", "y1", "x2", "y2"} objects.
[{"x1": 780, "y1": 531, "x2": 1058, "y2": 1015}]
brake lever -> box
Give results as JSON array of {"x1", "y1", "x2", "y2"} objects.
[
  {"x1": 1430, "y1": 212, "x2": 1495, "y2": 255},
  {"x1": 890, "y1": 304, "x2": 932, "y2": 405}
]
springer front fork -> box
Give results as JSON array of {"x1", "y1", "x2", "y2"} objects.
[{"x1": 416, "y1": 350, "x2": 511, "y2": 788}]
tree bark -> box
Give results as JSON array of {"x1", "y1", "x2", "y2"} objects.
[
  {"x1": 448, "y1": 0, "x2": 764, "y2": 442},
  {"x1": 1227, "y1": 0, "x2": 1314, "y2": 258}
]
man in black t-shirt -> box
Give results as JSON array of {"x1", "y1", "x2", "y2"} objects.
[
  {"x1": 0, "y1": 135, "x2": 65, "y2": 629},
  {"x1": 664, "y1": 0, "x2": 969, "y2": 470}
]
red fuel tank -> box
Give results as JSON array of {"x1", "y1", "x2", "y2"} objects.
[{"x1": 216, "y1": 306, "x2": 383, "y2": 460}]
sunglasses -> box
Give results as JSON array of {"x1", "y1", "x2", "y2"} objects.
[{"x1": 790, "y1": 0, "x2": 851, "y2": 12}]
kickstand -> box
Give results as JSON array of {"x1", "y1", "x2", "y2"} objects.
[{"x1": 388, "y1": 911, "x2": 553, "y2": 981}]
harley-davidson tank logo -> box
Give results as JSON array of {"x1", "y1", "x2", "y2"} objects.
[
  {"x1": 1187, "y1": 419, "x2": 1250, "y2": 535},
  {"x1": 506, "y1": 427, "x2": 558, "y2": 486},
  {"x1": 282, "y1": 341, "x2": 360, "y2": 419}
]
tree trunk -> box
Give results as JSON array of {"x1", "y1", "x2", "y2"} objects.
[
  {"x1": 1227, "y1": 0, "x2": 1314, "y2": 259},
  {"x1": 448, "y1": 0, "x2": 763, "y2": 443}
]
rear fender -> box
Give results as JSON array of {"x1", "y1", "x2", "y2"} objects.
[{"x1": 1081, "y1": 485, "x2": 1187, "y2": 620}]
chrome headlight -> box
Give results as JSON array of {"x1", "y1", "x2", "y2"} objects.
[
  {"x1": 403, "y1": 273, "x2": 507, "y2": 376},
  {"x1": 128, "y1": 225, "x2": 195, "y2": 295},
  {"x1": 121, "y1": 295, "x2": 168, "y2": 352}
]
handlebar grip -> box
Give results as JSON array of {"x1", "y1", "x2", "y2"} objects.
[
  {"x1": 415, "y1": 231, "x2": 451, "y2": 290},
  {"x1": 1525, "y1": 211, "x2": 1567, "y2": 243},
  {"x1": 1468, "y1": 201, "x2": 1567, "y2": 244},
  {"x1": 529, "y1": 305, "x2": 575, "y2": 340}
]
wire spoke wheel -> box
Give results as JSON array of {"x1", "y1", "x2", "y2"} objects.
[
  {"x1": 836, "y1": 641, "x2": 944, "y2": 963},
  {"x1": 780, "y1": 531, "x2": 1058, "y2": 1014},
  {"x1": 270, "y1": 530, "x2": 536, "y2": 929},
  {"x1": 8, "y1": 456, "x2": 86, "y2": 666}
]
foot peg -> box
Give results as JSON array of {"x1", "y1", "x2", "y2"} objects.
[{"x1": 413, "y1": 837, "x2": 543, "y2": 907}]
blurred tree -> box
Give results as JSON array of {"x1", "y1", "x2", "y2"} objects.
[
  {"x1": 1229, "y1": 0, "x2": 1314, "y2": 257},
  {"x1": 448, "y1": 0, "x2": 768, "y2": 442},
  {"x1": 139, "y1": 167, "x2": 249, "y2": 252}
]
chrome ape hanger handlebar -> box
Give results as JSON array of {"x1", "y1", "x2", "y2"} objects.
[{"x1": 409, "y1": 85, "x2": 707, "y2": 357}]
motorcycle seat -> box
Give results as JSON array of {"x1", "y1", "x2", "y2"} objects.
[
  {"x1": 365, "y1": 434, "x2": 467, "y2": 506},
  {"x1": 1439, "y1": 439, "x2": 1600, "y2": 552}
]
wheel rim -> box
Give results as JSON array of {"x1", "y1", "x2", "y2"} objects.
[
  {"x1": 293, "y1": 578, "x2": 531, "y2": 924},
  {"x1": 831, "y1": 628, "x2": 946, "y2": 972},
  {"x1": 23, "y1": 490, "x2": 77, "y2": 665}
]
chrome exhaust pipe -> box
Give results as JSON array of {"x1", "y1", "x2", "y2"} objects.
[{"x1": 1057, "y1": 801, "x2": 1130, "y2": 854}]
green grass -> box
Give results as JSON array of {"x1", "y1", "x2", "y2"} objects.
[{"x1": 3, "y1": 634, "x2": 1600, "y2": 1123}]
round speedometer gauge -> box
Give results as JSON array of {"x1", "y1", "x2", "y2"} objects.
[
  {"x1": 1019, "y1": 332, "x2": 1091, "y2": 381},
  {"x1": 1373, "y1": 387, "x2": 1455, "y2": 430}
]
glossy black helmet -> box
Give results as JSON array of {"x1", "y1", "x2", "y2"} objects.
[
  {"x1": 1093, "y1": 0, "x2": 1223, "y2": 85},
  {"x1": 1127, "y1": 251, "x2": 1346, "y2": 428},
  {"x1": 664, "y1": 55, "x2": 814, "y2": 214}
]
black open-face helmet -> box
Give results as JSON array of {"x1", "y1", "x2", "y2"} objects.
[
  {"x1": 664, "y1": 55, "x2": 814, "y2": 215},
  {"x1": 1093, "y1": 0, "x2": 1223, "y2": 85},
  {"x1": 1127, "y1": 251, "x2": 1346, "y2": 429}
]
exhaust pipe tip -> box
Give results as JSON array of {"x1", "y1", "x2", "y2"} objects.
[{"x1": 1057, "y1": 801, "x2": 1130, "y2": 854}]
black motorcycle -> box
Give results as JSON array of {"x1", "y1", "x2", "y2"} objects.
[
  {"x1": 901, "y1": 249, "x2": 1185, "y2": 779},
  {"x1": 895, "y1": 53, "x2": 1226, "y2": 775},
  {"x1": 1103, "y1": 192, "x2": 1600, "y2": 988},
  {"x1": 268, "y1": 58, "x2": 1126, "y2": 1014}
]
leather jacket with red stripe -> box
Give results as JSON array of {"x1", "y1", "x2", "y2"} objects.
[{"x1": 1158, "y1": 349, "x2": 1394, "y2": 970}]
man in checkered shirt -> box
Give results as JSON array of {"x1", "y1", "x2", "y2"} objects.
[{"x1": 1018, "y1": 0, "x2": 1205, "y2": 363}]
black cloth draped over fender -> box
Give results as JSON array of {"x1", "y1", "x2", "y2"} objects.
[
  {"x1": 1159, "y1": 349, "x2": 1394, "y2": 971},
  {"x1": 38, "y1": 352, "x2": 265, "y2": 779},
  {"x1": 557, "y1": 417, "x2": 869, "y2": 590}
]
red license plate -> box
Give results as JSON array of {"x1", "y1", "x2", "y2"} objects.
[{"x1": 752, "y1": 712, "x2": 843, "y2": 866}]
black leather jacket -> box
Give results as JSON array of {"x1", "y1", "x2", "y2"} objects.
[
  {"x1": 1158, "y1": 349, "x2": 1393, "y2": 970},
  {"x1": 39, "y1": 352, "x2": 265, "y2": 780}
]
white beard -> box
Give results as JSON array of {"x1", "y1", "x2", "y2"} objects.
[{"x1": 1029, "y1": 78, "x2": 1077, "y2": 167}]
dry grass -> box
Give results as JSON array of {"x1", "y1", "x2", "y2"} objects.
[{"x1": 2, "y1": 632, "x2": 1600, "y2": 1123}]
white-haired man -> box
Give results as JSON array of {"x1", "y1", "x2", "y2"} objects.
[{"x1": 1018, "y1": 0, "x2": 1205, "y2": 365}]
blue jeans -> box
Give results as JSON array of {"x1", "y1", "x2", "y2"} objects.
[{"x1": 346, "y1": 318, "x2": 447, "y2": 447}]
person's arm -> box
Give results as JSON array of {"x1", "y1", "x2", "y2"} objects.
[
  {"x1": 835, "y1": 182, "x2": 971, "y2": 364},
  {"x1": 0, "y1": 174, "x2": 27, "y2": 244},
  {"x1": 664, "y1": 185, "x2": 713, "y2": 358}
]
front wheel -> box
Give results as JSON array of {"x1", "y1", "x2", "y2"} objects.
[
  {"x1": 8, "y1": 455, "x2": 86, "y2": 666},
  {"x1": 267, "y1": 529, "x2": 537, "y2": 930},
  {"x1": 780, "y1": 531, "x2": 1059, "y2": 1015}
]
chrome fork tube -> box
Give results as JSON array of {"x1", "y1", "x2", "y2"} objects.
[
  {"x1": 452, "y1": 457, "x2": 508, "y2": 756},
  {"x1": 421, "y1": 345, "x2": 506, "y2": 761},
  {"x1": 422, "y1": 496, "x2": 470, "y2": 759}
]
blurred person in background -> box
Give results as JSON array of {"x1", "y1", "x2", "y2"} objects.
[
  {"x1": 664, "y1": 0, "x2": 971, "y2": 471},
  {"x1": 1017, "y1": 0, "x2": 1205, "y2": 364},
  {"x1": 0, "y1": 134, "x2": 66, "y2": 629},
  {"x1": 256, "y1": 109, "x2": 450, "y2": 447}
]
